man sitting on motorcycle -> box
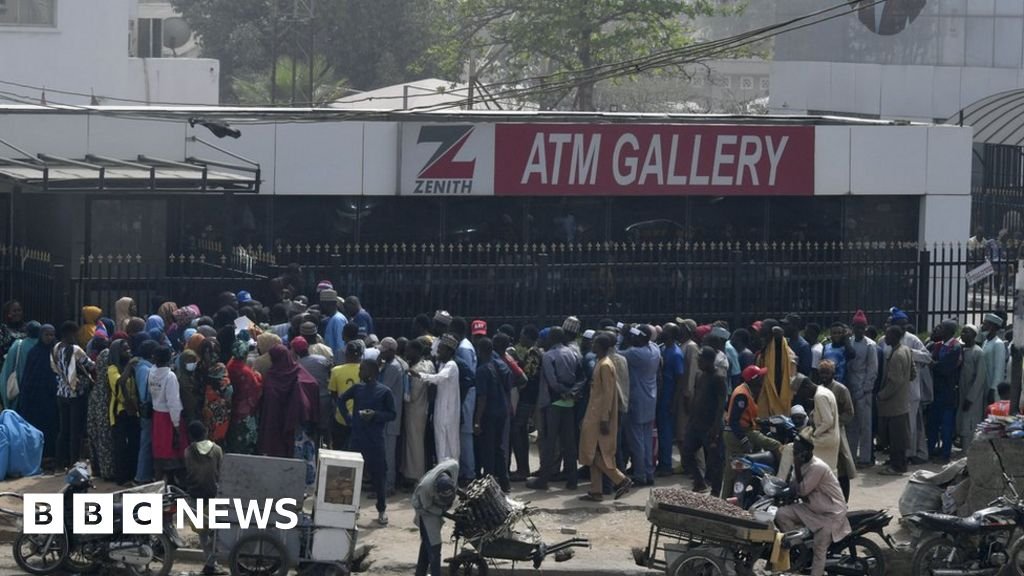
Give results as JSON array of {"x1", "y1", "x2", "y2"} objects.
[
  {"x1": 722, "y1": 365, "x2": 783, "y2": 499},
  {"x1": 775, "y1": 432, "x2": 851, "y2": 576}
]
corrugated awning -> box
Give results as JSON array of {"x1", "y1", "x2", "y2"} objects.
[
  {"x1": 0, "y1": 154, "x2": 259, "y2": 194},
  {"x1": 948, "y1": 89, "x2": 1024, "y2": 146}
]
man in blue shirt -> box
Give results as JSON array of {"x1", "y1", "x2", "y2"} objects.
[
  {"x1": 134, "y1": 340, "x2": 157, "y2": 484},
  {"x1": 656, "y1": 324, "x2": 685, "y2": 477},
  {"x1": 339, "y1": 359, "x2": 396, "y2": 526},
  {"x1": 821, "y1": 322, "x2": 855, "y2": 385},
  {"x1": 473, "y1": 337, "x2": 511, "y2": 492},
  {"x1": 450, "y1": 317, "x2": 477, "y2": 374},
  {"x1": 320, "y1": 289, "x2": 348, "y2": 360},
  {"x1": 343, "y1": 296, "x2": 374, "y2": 337},
  {"x1": 621, "y1": 325, "x2": 661, "y2": 486}
]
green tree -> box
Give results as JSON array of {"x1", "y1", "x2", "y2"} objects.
[
  {"x1": 436, "y1": 0, "x2": 719, "y2": 111},
  {"x1": 171, "y1": 0, "x2": 460, "y2": 103},
  {"x1": 232, "y1": 55, "x2": 349, "y2": 106}
]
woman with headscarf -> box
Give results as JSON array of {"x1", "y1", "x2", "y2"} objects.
[
  {"x1": 126, "y1": 317, "x2": 146, "y2": 338},
  {"x1": 259, "y1": 345, "x2": 318, "y2": 466},
  {"x1": 169, "y1": 304, "x2": 199, "y2": 351},
  {"x1": 227, "y1": 332, "x2": 263, "y2": 454},
  {"x1": 157, "y1": 302, "x2": 178, "y2": 331},
  {"x1": 77, "y1": 306, "x2": 103, "y2": 348},
  {"x1": 107, "y1": 339, "x2": 139, "y2": 485},
  {"x1": 100, "y1": 318, "x2": 116, "y2": 340},
  {"x1": 88, "y1": 335, "x2": 117, "y2": 480},
  {"x1": 176, "y1": 335, "x2": 204, "y2": 425},
  {"x1": 19, "y1": 324, "x2": 58, "y2": 461},
  {"x1": 198, "y1": 339, "x2": 233, "y2": 445},
  {"x1": 0, "y1": 320, "x2": 40, "y2": 411},
  {"x1": 254, "y1": 332, "x2": 282, "y2": 376},
  {"x1": 85, "y1": 327, "x2": 110, "y2": 361},
  {"x1": 115, "y1": 297, "x2": 137, "y2": 332}
]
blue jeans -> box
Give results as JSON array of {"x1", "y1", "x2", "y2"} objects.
[
  {"x1": 627, "y1": 419, "x2": 654, "y2": 483},
  {"x1": 927, "y1": 404, "x2": 957, "y2": 460},
  {"x1": 135, "y1": 417, "x2": 153, "y2": 483},
  {"x1": 655, "y1": 400, "x2": 675, "y2": 471}
]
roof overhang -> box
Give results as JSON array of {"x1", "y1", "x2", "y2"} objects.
[
  {"x1": 948, "y1": 89, "x2": 1024, "y2": 146},
  {"x1": 0, "y1": 154, "x2": 260, "y2": 194}
]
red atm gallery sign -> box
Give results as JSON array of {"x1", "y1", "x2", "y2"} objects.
[{"x1": 401, "y1": 123, "x2": 815, "y2": 196}]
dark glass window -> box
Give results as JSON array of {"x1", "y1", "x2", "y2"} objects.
[
  {"x1": 524, "y1": 197, "x2": 607, "y2": 244},
  {"x1": 767, "y1": 197, "x2": 843, "y2": 243},
  {"x1": 843, "y1": 196, "x2": 919, "y2": 242},
  {"x1": 608, "y1": 197, "x2": 687, "y2": 243},
  {"x1": 688, "y1": 197, "x2": 767, "y2": 243}
]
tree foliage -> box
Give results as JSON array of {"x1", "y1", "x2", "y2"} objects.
[
  {"x1": 434, "y1": 0, "x2": 719, "y2": 110},
  {"x1": 232, "y1": 55, "x2": 348, "y2": 106},
  {"x1": 171, "y1": 0, "x2": 460, "y2": 104}
]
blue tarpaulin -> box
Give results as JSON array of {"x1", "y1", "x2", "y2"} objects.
[{"x1": 0, "y1": 409, "x2": 43, "y2": 480}]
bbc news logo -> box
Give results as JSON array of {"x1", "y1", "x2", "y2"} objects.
[{"x1": 23, "y1": 495, "x2": 300, "y2": 535}]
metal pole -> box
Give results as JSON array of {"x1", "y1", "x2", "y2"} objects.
[
  {"x1": 1012, "y1": 260, "x2": 1024, "y2": 414},
  {"x1": 271, "y1": 0, "x2": 279, "y2": 105}
]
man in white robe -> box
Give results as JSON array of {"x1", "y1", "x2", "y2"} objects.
[{"x1": 412, "y1": 335, "x2": 461, "y2": 462}]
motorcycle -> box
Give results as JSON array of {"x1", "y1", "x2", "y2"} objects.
[
  {"x1": 13, "y1": 463, "x2": 178, "y2": 576},
  {"x1": 753, "y1": 475, "x2": 895, "y2": 576},
  {"x1": 729, "y1": 416, "x2": 798, "y2": 509},
  {"x1": 905, "y1": 455, "x2": 1024, "y2": 576}
]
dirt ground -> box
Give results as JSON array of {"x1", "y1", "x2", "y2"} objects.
[{"x1": 0, "y1": 447, "x2": 935, "y2": 575}]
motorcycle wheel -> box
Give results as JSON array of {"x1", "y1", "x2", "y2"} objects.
[
  {"x1": 134, "y1": 533, "x2": 175, "y2": 576},
  {"x1": 667, "y1": 549, "x2": 735, "y2": 576},
  {"x1": 62, "y1": 543, "x2": 101, "y2": 574},
  {"x1": 912, "y1": 536, "x2": 968, "y2": 576},
  {"x1": 840, "y1": 537, "x2": 886, "y2": 576},
  {"x1": 1003, "y1": 534, "x2": 1024, "y2": 576},
  {"x1": 13, "y1": 532, "x2": 70, "y2": 575},
  {"x1": 230, "y1": 533, "x2": 290, "y2": 576}
]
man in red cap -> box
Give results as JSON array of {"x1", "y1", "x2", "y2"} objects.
[
  {"x1": 846, "y1": 310, "x2": 878, "y2": 468},
  {"x1": 471, "y1": 319, "x2": 488, "y2": 342},
  {"x1": 721, "y1": 364, "x2": 783, "y2": 499}
]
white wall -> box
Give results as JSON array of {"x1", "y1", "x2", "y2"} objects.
[
  {"x1": 0, "y1": 0, "x2": 218, "y2": 106},
  {"x1": 0, "y1": 110, "x2": 971, "y2": 210},
  {"x1": 771, "y1": 61, "x2": 1024, "y2": 122},
  {"x1": 812, "y1": 124, "x2": 972, "y2": 244}
]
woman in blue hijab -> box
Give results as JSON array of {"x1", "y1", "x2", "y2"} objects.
[
  {"x1": 0, "y1": 320, "x2": 40, "y2": 410},
  {"x1": 18, "y1": 324, "x2": 58, "y2": 461}
]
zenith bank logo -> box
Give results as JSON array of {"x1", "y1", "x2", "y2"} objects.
[
  {"x1": 851, "y1": 0, "x2": 926, "y2": 36},
  {"x1": 413, "y1": 125, "x2": 477, "y2": 195}
]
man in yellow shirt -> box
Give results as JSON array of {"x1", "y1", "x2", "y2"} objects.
[{"x1": 329, "y1": 341, "x2": 365, "y2": 450}]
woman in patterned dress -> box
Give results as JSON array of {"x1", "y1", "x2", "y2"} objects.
[
  {"x1": 87, "y1": 338, "x2": 116, "y2": 479},
  {"x1": 197, "y1": 339, "x2": 233, "y2": 446},
  {"x1": 227, "y1": 334, "x2": 263, "y2": 454}
]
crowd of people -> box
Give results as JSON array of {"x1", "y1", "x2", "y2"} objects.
[{"x1": 0, "y1": 287, "x2": 1016, "y2": 563}]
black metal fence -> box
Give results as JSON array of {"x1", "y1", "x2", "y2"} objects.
[
  {"x1": 0, "y1": 246, "x2": 59, "y2": 322},
  {"x1": 198, "y1": 241, "x2": 964, "y2": 336},
  {"x1": 5, "y1": 241, "x2": 1020, "y2": 335}
]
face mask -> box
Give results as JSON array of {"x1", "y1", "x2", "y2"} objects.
[{"x1": 186, "y1": 362, "x2": 197, "y2": 372}]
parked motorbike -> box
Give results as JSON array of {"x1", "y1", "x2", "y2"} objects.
[
  {"x1": 754, "y1": 475, "x2": 895, "y2": 576},
  {"x1": 729, "y1": 416, "x2": 798, "y2": 509},
  {"x1": 905, "y1": 476, "x2": 1024, "y2": 576},
  {"x1": 13, "y1": 463, "x2": 178, "y2": 576}
]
